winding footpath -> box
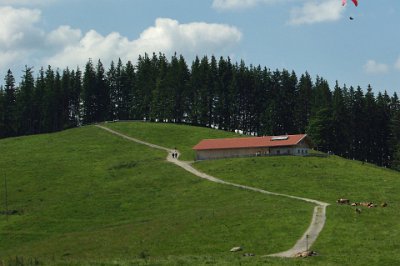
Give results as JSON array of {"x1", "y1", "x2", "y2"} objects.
[{"x1": 96, "y1": 124, "x2": 330, "y2": 258}]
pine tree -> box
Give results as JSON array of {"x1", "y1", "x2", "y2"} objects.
[
  {"x1": 295, "y1": 72, "x2": 313, "y2": 133},
  {"x1": 3, "y1": 70, "x2": 17, "y2": 137},
  {"x1": 107, "y1": 61, "x2": 118, "y2": 120},
  {"x1": 95, "y1": 59, "x2": 110, "y2": 122},
  {"x1": 235, "y1": 60, "x2": 249, "y2": 133},
  {"x1": 33, "y1": 67, "x2": 46, "y2": 133},
  {"x1": 69, "y1": 68, "x2": 82, "y2": 127},
  {"x1": 389, "y1": 92, "x2": 400, "y2": 169},
  {"x1": 198, "y1": 56, "x2": 212, "y2": 126},
  {"x1": 265, "y1": 69, "x2": 284, "y2": 135},
  {"x1": 363, "y1": 85, "x2": 378, "y2": 163},
  {"x1": 307, "y1": 107, "x2": 333, "y2": 152},
  {"x1": 250, "y1": 65, "x2": 267, "y2": 135},
  {"x1": 215, "y1": 57, "x2": 234, "y2": 131},
  {"x1": 173, "y1": 55, "x2": 189, "y2": 123},
  {"x1": 0, "y1": 86, "x2": 5, "y2": 138},
  {"x1": 17, "y1": 66, "x2": 35, "y2": 135},
  {"x1": 390, "y1": 109, "x2": 400, "y2": 170},
  {"x1": 311, "y1": 76, "x2": 331, "y2": 116},
  {"x1": 82, "y1": 59, "x2": 97, "y2": 124},
  {"x1": 187, "y1": 56, "x2": 201, "y2": 125},
  {"x1": 41, "y1": 66, "x2": 56, "y2": 132},
  {"x1": 150, "y1": 53, "x2": 170, "y2": 121},
  {"x1": 53, "y1": 70, "x2": 63, "y2": 131},
  {"x1": 123, "y1": 60, "x2": 135, "y2": 120},
  {"x1": 280, "y1": 70, "x2": 297, "y2": 134},
  {"x1": 331, "y1": 82, "x2": 350, "y2": 157},
  {"x1": 351, "y1": 86, "x2": 367, "y2": 161},
  {"x1": 259, "y1": 67, "x2": 272, "y2": 135},
  {"x1": 375, "y1": 91, "x2": 391, "y2": 166},
  {"x1": 61, "y1": 68, "x2": 74, "y2": 129},
  {"x1": 133, "y1": 53, "x2": 156, "y2": 120}
]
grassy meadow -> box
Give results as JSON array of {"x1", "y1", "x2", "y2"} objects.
[
  {"x1": 0, "y1": 124, "x2": 315, "y2": 265},
  {"x1": 102, "y1": 122, "x2": 400, "y2": 265},
  {"x1": 103, "y1": 121, "x2": 240, "y2": 161},
  {"x1": 1, "y1": 121, "x2": 400, "y2": 265}
]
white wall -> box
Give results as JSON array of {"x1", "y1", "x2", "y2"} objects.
[{"x1": 195, "y1": 144, "x2": 310, "y2": 160}]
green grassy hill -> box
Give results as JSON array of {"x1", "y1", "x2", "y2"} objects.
[{"x1": 1, "y1": 122, "x2": 399, "y2": 265}]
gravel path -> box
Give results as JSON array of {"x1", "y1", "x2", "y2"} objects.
[{"x1": 96, "y1": 124, "x2": 330, "y2": 258}]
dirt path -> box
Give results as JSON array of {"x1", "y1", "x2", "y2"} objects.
[{"x1": 96, "y1": 125, "x2": 330, "y2": 258}]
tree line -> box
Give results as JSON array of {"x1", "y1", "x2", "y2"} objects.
[{"x1": 0, "y1": 53, "x2": 399, "y2": 170}]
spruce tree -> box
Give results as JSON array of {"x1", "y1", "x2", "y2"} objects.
[
  {"x1": 295, "y1": 72, "x2": 313, "y2": 133},
  {"x1": 107, "y1": 61, "x2": 118, "y2": 121},
  {"x1": 33, "y1": 67, "x2": 46, "y2": 133},
  {"x1": 133, "y1": 53, "x2": 156, "y2": 120},
  {"x1": 0, "y1": 86, "x2": 5, "y2": 138},
  {"x1": 69, "y1": 68, "x2": 82, "y2": 127},
  {"x1": 173, "y1": 55, "x2": 190, "y2": 123},
  {"x1": 351, "y1": 86, "x2": 367, "y2": 161},
  {"x1": 82, "y1": 59, "x2": 97, "y2": 124},
  {"x1": 363, "y1": 85, "x2": 378, "y2": 163},
  {"x1": 17, "y1": 66, "x2": 35, "y2": 135},
  {"x1": 215, "y1": 57, "x2": 234, "y2": 131},
  {"x1": 331, "y1": 82, "x2": 350, "y2": 157},
  {"x1": 3, "y1": 69, "x2": 17, "y2": 137},
  {"x1": 389, "y1": 92, "x2": 400, "y2": 169},
  {"x1": 375, "y1": 91, "x2": 391, "y2": 166},
  {"x1": 95, "y1": 59, "x2": 110, "y2": 122},
  {"x1": 307, "y1": 107, "x2": 333, "y2": 152},
  {"x1": 123, "y1": 60, "x2": 135, "y2": 120}
]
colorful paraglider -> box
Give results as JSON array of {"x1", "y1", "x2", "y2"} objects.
[{"x1": 342, "y1": 0, "x2": 358, "y2": 7}]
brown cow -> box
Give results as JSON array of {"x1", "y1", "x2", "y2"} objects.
[
  {"x1": 336, "y1": 198, "x2": 350, "y2": 204},
  {"x1": 358, "y1": 202, "x2": 375, "y2": 208}
]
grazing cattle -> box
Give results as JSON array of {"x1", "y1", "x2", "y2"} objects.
[
  {"x1": 294, "y1": 250, "x2": 317, "y2": 258},
  {"x1": 337, "y1": 198, "x2": 350, "y2": 204},
  {"x1": 230, "y1": 246, "x2": 242, "y2": 252},
  {"x1": 351, "y1": 202, "x2": 358, "y2": 206},
  {"x1": 359, "y1": 202, "x2": 374, "y2": 208},
  {"x1": 381, "y1": 202, "x2": 388, "y2": 207},
  {"x1": 355, "y1": 208, "x2": 361, "y2": 214}
]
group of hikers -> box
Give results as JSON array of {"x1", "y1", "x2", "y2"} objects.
[{"x1": 172, "y1": 148, "x2": 178, "y2": 159}]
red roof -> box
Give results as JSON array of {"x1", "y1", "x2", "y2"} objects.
[{"x1": 193, "y1": 134, "x2": 308, "y2": 151}]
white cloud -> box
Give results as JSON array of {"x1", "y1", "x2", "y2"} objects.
[
  {"x1": 364, "y1": 60, "x2": 389, "y2": 74},
  {"x1": 0, "y1": 6, "x2": 44, "y2": 49},
  {"x1": 289, "y1": 0, "x2": 343, "y2": 25},
  {"x1": 0, "y1": 50, "x2": 27, "y2": 70},
  {"x1": 394, "y1": 56, "x2": 400, "y2": 71},
  {"x1": 212, "y1": 0, "x2": 279, "y2": 10},
  {"x1": 45, "y1": 18, "x2": 242, "y2": 69},
  {"x1": 0, "y1": 0, "x2": 56, "y2": 6},
  {"x1": 46, "y1": 25, "x2": 82, "y2": 49},
  {"x1": 0, "y1": 6, "x2": 242, "y2": 72}
]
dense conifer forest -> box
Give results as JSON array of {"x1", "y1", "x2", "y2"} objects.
[{"x1": 0, "y1": 53, "x2": 399, "y2": 170}]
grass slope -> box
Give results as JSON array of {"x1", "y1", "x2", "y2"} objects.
[
  {"x1": 103, "y1": 121, "x2": 240, "y2": 161},
  {"x1": 195, "y1": 153, "x2": 400, "y2": 265},
  {"x1": 103, "y1": 122, "x2": 400, "y2": 266},
  {"x1": 0, "y1": 125, "x2": 312, "y2": 265}
]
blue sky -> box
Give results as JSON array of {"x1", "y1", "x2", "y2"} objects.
[{"x1": 0, "y1": 0, "x2": 399, "y2": 95}]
